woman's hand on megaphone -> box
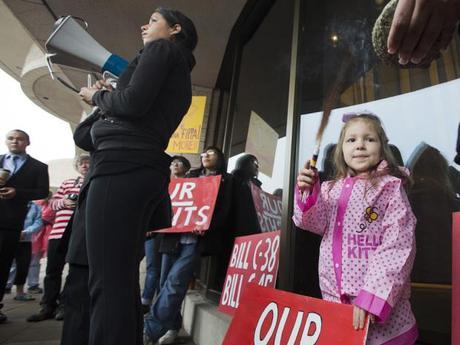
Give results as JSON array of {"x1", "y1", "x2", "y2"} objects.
[
  {"x1": 79, "y1": 78, "x2": 115, "y2": 105},
  {"x1": 79, "y1": 86, "x2": 97, "y2": 106},
  {"x1": 94, "y1": 79, "x2": 114, "y2": 91}
]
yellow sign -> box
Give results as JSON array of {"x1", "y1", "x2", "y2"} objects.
[{"x1": 166, "y1": 96, "x2": 206, "y2": 154}]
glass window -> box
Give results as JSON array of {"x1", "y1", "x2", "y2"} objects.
[
  {"x1": 203, "y1": 0, "x2": 294, "y2": 300},
  {"x1": 228, "y1": 0, "x2": 294, "y2": 194},
  {"x1": 295, "y1": 1, "x2": 460, "y2": 342}
]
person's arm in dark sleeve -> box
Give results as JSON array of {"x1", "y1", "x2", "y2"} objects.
[
  {"x1": 92, "y1": 39, "x2": 176, "y2": 118},
  {"x1": 209, "y1": 175, "x2": 234, "y2": 231}
]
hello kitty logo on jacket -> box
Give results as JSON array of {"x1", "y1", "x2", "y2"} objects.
[
  {"x1": 348, "y1": 206, "x2": 382, "y2": 259},
  {"x1": 358, "y1": 206, "x2": 379, "y2": 233}
]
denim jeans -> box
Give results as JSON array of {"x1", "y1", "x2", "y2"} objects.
[
  {"x1": 142, "y1": 238, "x2": 161, "y2": 305},
  {"x1": 144, "y1": 242, "x2": 200, "y2": 342},
  {"x1": 27, "y1": 251, "x2": 42, "y2": 288}
]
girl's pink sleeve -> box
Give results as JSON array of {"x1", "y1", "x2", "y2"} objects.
[
  {"x1": 354, "y1": 180, "x2": 416, "y2": 322},
  {"x1": 292, "y1": 181, "x2": 329, "y2": 236}
]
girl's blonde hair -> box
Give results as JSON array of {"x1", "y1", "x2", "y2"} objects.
[{"x1": 332, "y1": 114, "x2": 411, "y2": 188}]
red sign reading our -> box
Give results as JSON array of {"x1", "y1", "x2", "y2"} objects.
[
  {"x1": 453, "y1": 212, "x2": 460, "y2": 345},
  {"x1": 219, "y1": 231, "x2": 280, "y2": 316},
  {"x1": 250, "y1": 183, "x2": 282, "y2": 232},
  {"x1": 223, "y1": 284, "x2": 368, "y2": 345},
  {"x1": 149, "y1": 175, "x2": 221, "y2": 234}
]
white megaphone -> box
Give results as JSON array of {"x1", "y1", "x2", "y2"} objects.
[{"x1": 45, "y1": 15, "x2": 128, "y2": 92}]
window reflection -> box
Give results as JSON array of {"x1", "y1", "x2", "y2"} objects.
[{"x1": 297, "y1": 0, "x2": 459, "y2": 342}]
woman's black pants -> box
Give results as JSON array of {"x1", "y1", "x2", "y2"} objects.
[
  {"x1": 60, "y1": 264, "x2": 90, "y2": 345},
  {"x1": 85, "y1": 168, "x2": 169, "y2": 345}
]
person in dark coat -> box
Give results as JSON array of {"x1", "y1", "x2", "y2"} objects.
[
  {"x1": 186, "y1": 147, "x2": 233, "y2": 256},
  {"x1": 77, "y1": 7, "x2": 197, "y2": 345},
  {"x1": 145, "y1": 146, "x2": 233, "y2": 344},
  {"x1": 231, "y1": 154, "x2": 262, "y2": 236},
  {"x1": 0, "y1": 129, "x2": 49, "y2": 323}
]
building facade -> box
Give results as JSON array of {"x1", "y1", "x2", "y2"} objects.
[{"x1": 1, "y1": 0, "x2": 458, "y2": 343}]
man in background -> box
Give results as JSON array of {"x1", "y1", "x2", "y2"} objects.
[{"x1": 0, "y1": 129, "x2": 49, "y2": 323}]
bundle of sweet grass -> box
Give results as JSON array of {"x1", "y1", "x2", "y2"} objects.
[{"x1": 372, "y1": 0, "x2": 441, "y2": 68}]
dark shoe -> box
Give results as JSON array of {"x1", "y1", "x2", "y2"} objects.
[
  {"x1": 14, "y1": 294, "x2": 35, "y2": 301},
  {"x1": 27, "y1": 307, "x2": 55, "y2": 322},
  {"x1": 54, "y1": 305, "x2": 64, "y2": 321},
  {"x1": 28, "y1": 286, "x2": 43, "y2": 294},
  {"x1": 4, "y1": 287, "x2": 11, "y2": 294},
  {"x1": 0, "y1": 309, "x2": 6, "y2": 324}
]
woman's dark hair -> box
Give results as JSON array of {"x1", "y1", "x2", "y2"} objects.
[
  {"x1": 171, "y1": 155, "x2": 191, "y2": 171},
  {"x1": 155, "y1": 7, "x2": 198, "y2": 51},
  {"x1": 205, "y1": 146, "x2": 226, "y2": 173},
  {"x1": 188, "y1": 146, "x2": 227, "y2": 177},
  {"x1": 231, "y1": 153, "x2": 262, "y2": 187},
  {"x1": 233, "y1": 154, "x2": 258, "y2": 178}
]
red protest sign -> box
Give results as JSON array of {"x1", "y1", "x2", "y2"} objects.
[
  {"x1": 453, "y1": 212, "x2": 460, "y2": 345},
  {"x1": 250, "y1": 183, "x2": 282, "y2": 232},
  {"x1": 223, "y1": 284, "x2": 369, "y2": 345},
  {"x1": 151, "y1": 175, "x2": 221, "y2": 234},
  {"x1": 219, "y1": 231, "x2": 280, "y2": 316}
]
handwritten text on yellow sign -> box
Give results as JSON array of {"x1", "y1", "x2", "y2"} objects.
[{"x1": 166, "y1": 96, "x2": 206, "y2": 154}]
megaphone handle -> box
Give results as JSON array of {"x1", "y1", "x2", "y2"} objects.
[
  {"x1": 102, "y1": 71, "x2": 117, "y2": 80},
  {"x1": 102, "y1": 71, "x2": 118, "y2": 89}
]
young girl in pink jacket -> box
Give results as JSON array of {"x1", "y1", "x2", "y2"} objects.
[{"x1": 294, "y1": 113, "x2": 417, "y2": 344}]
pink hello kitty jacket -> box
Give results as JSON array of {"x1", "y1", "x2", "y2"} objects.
[{"x1": 293, "y1": 161, "x2": 418, "y2": 345}]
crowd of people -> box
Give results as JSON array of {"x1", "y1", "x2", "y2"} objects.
[
  {"x1": 0, "y1": 9, "x2": 266, "y2": 345},
  {"x1": 2, "y1": 116, "x2": 459, "y2": 345},
  {"x1": 0, "y1": 140, "x2": 91, "y2": 325},
  {"x1": 2, "y1": 119, "x2": 458, "y2": 345},
  {"x1": 0, "y1": 127, "x2": 265, "y2": 345},
  {"x1": 1, "y1": 2, "x2": 460, "y2": 345}
]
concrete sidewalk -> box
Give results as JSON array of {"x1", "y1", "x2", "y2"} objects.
[
  {"x1": 0, "y1": 291, "x2": 61, "y2": 345},
  {"x1": 0, "y1": 260, "x2": 196, "y2": 345}
]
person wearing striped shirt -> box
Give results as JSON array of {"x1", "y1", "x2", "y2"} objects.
[{"x1": 27, "y1": 154, "x2": 90, "y2": 322}]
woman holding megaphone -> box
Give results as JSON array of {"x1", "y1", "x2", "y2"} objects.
[{"x1": 78, "y1": 7, "x2": 197, "y2": 345}]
